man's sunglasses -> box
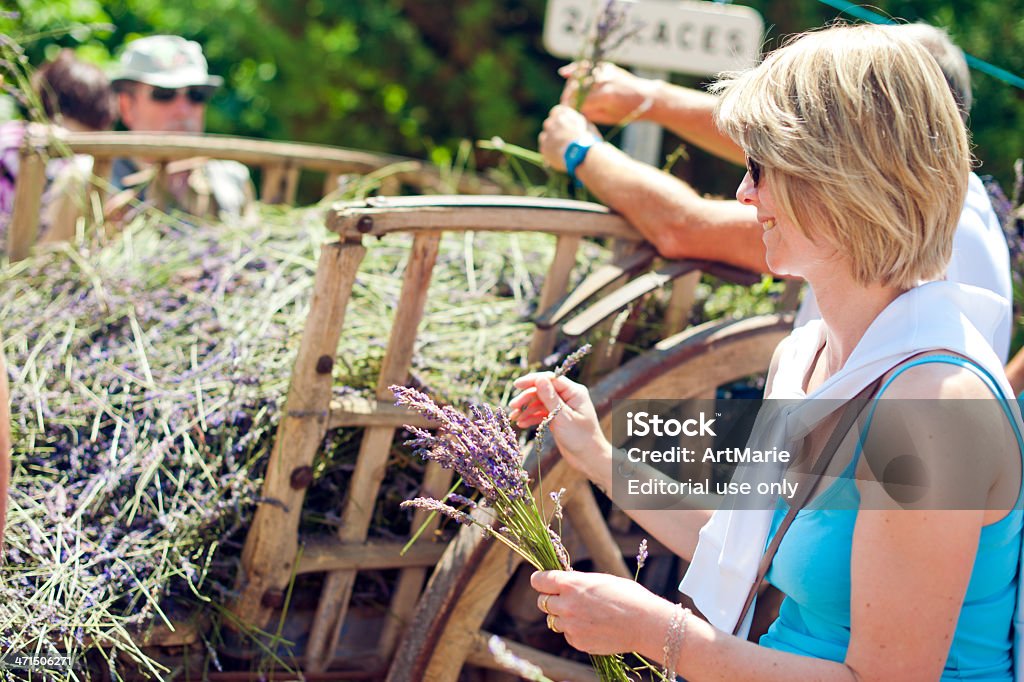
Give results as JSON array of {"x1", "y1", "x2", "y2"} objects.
[{"x1": 149, "y1": 87, "x2": 212, "y2": 105}]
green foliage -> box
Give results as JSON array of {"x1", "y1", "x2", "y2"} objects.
[{"x1": 6, "y1": 0, "x2": 1024, "y2": 188}]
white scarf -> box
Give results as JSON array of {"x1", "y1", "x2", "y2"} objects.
[{"x1": 679, "y1": 280, "x2": 1017, "y2": 639}]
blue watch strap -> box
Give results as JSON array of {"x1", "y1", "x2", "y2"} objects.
[{"x1": 564, "y1": 135, "x2": 599, "y2": 187}]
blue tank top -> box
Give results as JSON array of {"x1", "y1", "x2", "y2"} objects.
[{"x1": 760, "y1": 356, "x2": 1024, "y2": 679}]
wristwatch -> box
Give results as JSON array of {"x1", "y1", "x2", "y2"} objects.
[{"x1": 564, "y1": 135, "x2": 600, "y2": 188}]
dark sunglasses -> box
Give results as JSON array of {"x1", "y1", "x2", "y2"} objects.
[
  {"x1": 746, "y1": 156, "x2": 763, "y2": 186},
  {"x1": 149, "y1": 87, "x2": 212, "y2": 105}
]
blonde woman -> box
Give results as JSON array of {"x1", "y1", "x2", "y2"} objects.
[{"x1": 512, "y1": 24, "x2": 1022, "y2": 680}]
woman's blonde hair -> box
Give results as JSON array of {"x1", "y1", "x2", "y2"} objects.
[{"x1": 713, "y1": 24, "x2": 970, "y2": 289}]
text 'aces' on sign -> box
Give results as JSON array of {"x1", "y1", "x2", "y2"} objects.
[{"x1": 543, "y1": 0, "x2": 764, "y2": 76}]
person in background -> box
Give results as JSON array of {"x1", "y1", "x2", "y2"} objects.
[
  {"x1": 540, "y1": 23, "x2": 1013, "y2": 362},
  {"x1": 0, "y1": 49, "x2": 117, "y2": 244},
  {"x1": 110, "y1": 35, "x2": 253, "y2": 220}
]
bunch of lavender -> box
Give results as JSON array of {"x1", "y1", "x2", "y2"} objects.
[
  {"x1": 571, "y1": 0, "x2": 643, "y2": 111},
  {"x1": 393, "y1": 380, "x2": 638, "y2": 681},
  {"x1": 394, "y1": 386, "x2": 571, "y2": 572}
]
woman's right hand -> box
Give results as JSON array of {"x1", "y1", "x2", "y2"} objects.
[{"x1": 508, "y1": 372, "x2": 612, "y2": 484}]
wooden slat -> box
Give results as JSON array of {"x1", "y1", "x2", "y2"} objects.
[
  {"x1": 62, "y1": 131, "x2": 409, "y2": 173},
  {"x1": 364, "y1": 195, "x2": 614, "y2": 210},
  {"x1": 376, "y1": 462, "x2": 455, "y2": 660},
  {"x1": 533, "y1": 245, "x2": 657, "y2": 329},
  {"x1": 663, "y1": 270, "x2": 701, "y2": 337},
  {"x1": 304, "y1": 232, "x2": 442, "y2": 673},
  {"x1": 230, "y1": 240, "x2": 367, "y2": 630},
  {"x1": 527, "y1": 234, "x2": 582, "y2": 364},
  {"x1": 580, "y1": 239, "x2": 642, "y2": 384},
  {"x1": 322, "y1": 171, "x2": 341, "y2": 198},
  {"x1": 8, "y1": 151, "x2": 46, "y2": 262},
  {"x1": 282, "y1": 165, "x2": 300, "y2": 205},
  {"x1": 466, "y1": 632, "x2": 597, "y2": 682},
  {"x1": 328, "y1": 197, "x2": 638, "y2": 242},
  {"x1": 151, "y1": 161, "x2": 169, "y2": 213},
  {"x1": 563, "y1": 482, "x2": 631, "y2": 579},
  {"x1": 379, "y1": 176, "x2": 402, "y2": 196},
  {"x1": 261, "y1": 164, "x2": 286, "y2": 204},
  {"x1": 594, "y1": 315, "x2": 792, "y2": 428},
  {"x1": 562, "y1": 260, "x2": 702, "y2": 338},
  {"x1": 295, "y1": 539, "x2": 446, "y2": 574},
  {"x1": 57, "y1": 131, "x2": 502, "y2": 194},
  {"x1": 327, "y1": 395, "x2": 433, "y2": 429},
  {"x1": 704, "y1": 260, "x2": 762, "y2": 287},
  {"x1": 561, "y1": 258, "x2": 762, "y2": 340}
]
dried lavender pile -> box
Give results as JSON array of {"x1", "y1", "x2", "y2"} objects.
[{"x1": 0, "y1": 203, "x2": 607, "y2": 677}]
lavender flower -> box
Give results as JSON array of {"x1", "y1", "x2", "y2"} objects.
[
  {"x1": 392, "y1": 385, "x2": 530, "y2": 502},
  {"x1": 535, "y1": 403, "x2": 562, "y2": 452},
  {"x1": 401, "y1": 498, "x2": 474, "y2": 526},
  {"x1": 446, "y1": 493, "x2": 477, "y2": 508},
  {"x1": 549, "y1": 487, "x2": 566, "y2": 522},
  {"x1": 553, "y1": 343, "x2": 592, "y2": 377},
  {"x1": 488, "y1": 635, "x2": 553, "y2": 682},
  {"x1": 548, "y1": 527, "x2": 572, "y2": 571},
  {"x1": 594, "y1": 0, "x2": 632, "y2": 53},
  {"x1": 572, "y1": 2, "x2": 644, "y2": 111},
  {"x1": 636, "y1": 538, "x2": 648, "y2": 573}
]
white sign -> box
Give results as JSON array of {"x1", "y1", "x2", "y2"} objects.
[{"x1": 544, "y1": 0, "x2": 764, "y2": 77}]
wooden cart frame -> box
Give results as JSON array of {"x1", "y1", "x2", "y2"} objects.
[
  {"x1": 228, "y1": 194, "x2": 794, "y2": 679},
  {"x1": 5, "y1": 128, "x2": 497, "y2": 263}
]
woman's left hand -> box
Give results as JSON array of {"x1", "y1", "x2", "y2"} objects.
[{"x1": 531, "y1": 570, "x2": 672, "y2": 655}]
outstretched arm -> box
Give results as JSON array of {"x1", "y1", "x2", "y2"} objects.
[{"x1": 539, "y1": 105, "x2": 768, "y2": 273}]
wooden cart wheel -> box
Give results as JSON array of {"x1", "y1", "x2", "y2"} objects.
[{"x1": 387, "y1": 312, "x2": 792, "y2": 682}]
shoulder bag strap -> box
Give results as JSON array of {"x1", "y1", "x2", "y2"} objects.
[{"x1": 732, "y1": 376, "x2": 884, "y2": 636}]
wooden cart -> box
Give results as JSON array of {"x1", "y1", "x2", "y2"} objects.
[{"x1": 228, "y1": 194, "x2": 794, "y2": 679}]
